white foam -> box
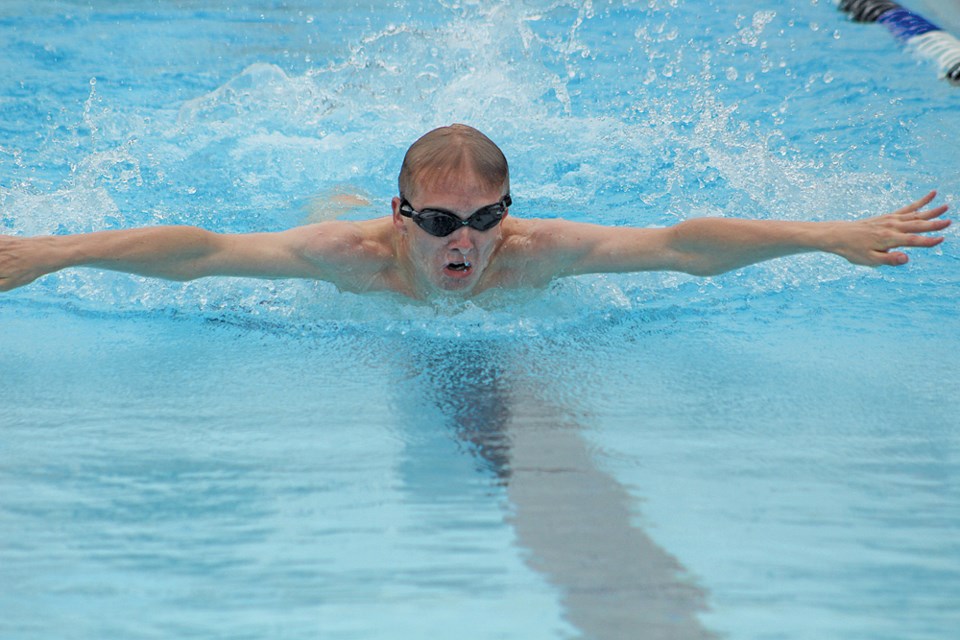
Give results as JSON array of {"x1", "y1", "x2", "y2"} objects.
[{"x1": 4, "y1": 0, "x2": 953, "y2": 325}]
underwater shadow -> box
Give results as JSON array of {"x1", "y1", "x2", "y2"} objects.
[{"x1": 395, "y1": 336, "x2": 717, "y2": 640}]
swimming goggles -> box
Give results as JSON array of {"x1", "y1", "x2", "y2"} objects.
[{"x1": 399, "y1": 194, "x2": 511, "y2": 237}]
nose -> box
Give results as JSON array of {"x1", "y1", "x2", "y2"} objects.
[{"x1": 446, "y1": 226, "x2": 474, "y2": 251}]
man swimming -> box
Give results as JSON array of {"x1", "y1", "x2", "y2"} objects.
[{"x1": 0, "y1": 124, "x2": 951, "y2": 299}]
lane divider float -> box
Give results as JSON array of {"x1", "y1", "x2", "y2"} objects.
[{"x1": 838, "y1": 0, "x2": 960, "y2": 84}]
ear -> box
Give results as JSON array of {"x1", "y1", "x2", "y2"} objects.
[{"x1": 391, "y1": 196, "x2": 407, "y2": 234}]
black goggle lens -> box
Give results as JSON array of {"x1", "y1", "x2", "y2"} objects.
[{"x1": 400, "y1": 195, "x2": 511, "y2": 238}]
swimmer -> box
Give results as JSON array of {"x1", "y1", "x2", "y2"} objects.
[{"x1": 0, "y1": 124, "x2": 951, "y2": 299}]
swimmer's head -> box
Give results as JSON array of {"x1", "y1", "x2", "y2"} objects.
[
  {"x1": 393, "y1": 125, "x2": 510, "y2": 298},
  {"x1": 398, "y1": 124, "x2": 509, "y2": 200}
]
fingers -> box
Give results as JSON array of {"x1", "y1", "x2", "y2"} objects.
[
  {"x1": 895, "y1": 216, "x2": 951, "y2": 232},
  {"x1": 872, "y1": 233, "x2": 945, "y2": 267},
  {"x1": 900, "y1": 233, "x2": 946, "y2": 248},
  {"x1": 881, "y1": 229, "x2": 946, "y2": 250},
  {"x1": 875, "y1": 250, "x2": 909, "y2": 266},
  {"x1": 910, "y1": 204, "x2": 950, "y2": 220},
  {"x1": 892, "y1": 191, "x2": 951, "y2": 226},
  {"x1": 892, "y1": 190, "x2": 938, "y2": 216}
]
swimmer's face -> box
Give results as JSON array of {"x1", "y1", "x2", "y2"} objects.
[{"x1": 392, "y1": 174, "x2": 508, "y2": 296}]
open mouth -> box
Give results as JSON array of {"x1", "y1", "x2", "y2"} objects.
[
  {"x1": 443, "y1": 259, "x2": 473, "y2": 278},
  {"x1": 447, "y1": 260, "x2": 471, "y2": 272}
]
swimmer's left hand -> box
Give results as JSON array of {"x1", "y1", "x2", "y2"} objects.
[{"x1": 831, "y1": 190, "x2": 950, "y2": 267}]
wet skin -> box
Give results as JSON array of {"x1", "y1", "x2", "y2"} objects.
[{"x1": 391, "y1": 179, "x2": 508, "y2": 297}]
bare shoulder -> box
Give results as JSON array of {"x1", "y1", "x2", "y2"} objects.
[
  {"x1": 498, "y1": 217, "x2": 623, "y2": 264},
  {"x1": 503, "y1": 216, "x2": 634, "y2": 243},
  {"x1": 286, "y1": 217, "x2": 400, "y2": 293},
  {"x1": 294, "y1": 217, "x2": 395, "y2": 265},
  {"x1": 499, "y1": 217, "x2": 582, "y2": 253},
  {"x1": 488, "y1": 218, "x2": 596, "y2": 287},
  {"x1": 496, "y1": 216, "x2": 676, "y2": 279}
]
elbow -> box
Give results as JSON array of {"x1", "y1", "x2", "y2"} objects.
[
  {"x1": 670, "y1": 251, "x2": 728, "y2": 277},
  {"x1": 681, "y1": 262, "x2": 728, "y2": 277},
  {"x1": 164, "y1": 271, "x2": 199, "y2": 282},
  {"x1": 667, "y1": 226, "x2": 734, "y2": 277},
  {"x1": 157, "y1": 228, "x2": 223, "y2": 281}
]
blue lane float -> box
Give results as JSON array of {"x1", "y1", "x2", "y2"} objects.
[{"x1": 838, "y1": 0, "x2": 960, "y2": 84}]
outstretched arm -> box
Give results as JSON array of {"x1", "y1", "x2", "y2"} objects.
[
  {"x1": 0, "y1": 221, "x2": 383, "y2": 292},
  {"x1": 548, "y1": 191, "x2": 950, "y2": 277}
]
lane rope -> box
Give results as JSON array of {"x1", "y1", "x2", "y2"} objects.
[{"x1": 838, "y1": 0, "x2": 960, "y2": 84}]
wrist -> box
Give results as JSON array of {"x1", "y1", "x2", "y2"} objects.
[
  {"x1": 804, "y1": 220, "x2": 847, "y2": 255},
  {"x1": 38, "y1": 233, "x2": 95, "y2": 271}
]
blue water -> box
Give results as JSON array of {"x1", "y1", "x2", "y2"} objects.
[{"x1": 2, "y1": 1, "x2": 959, "y2": 639}]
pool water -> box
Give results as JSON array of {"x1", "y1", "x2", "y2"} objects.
[{"x1": 2, "y1": 1, "x2": 959, "y2": 639}]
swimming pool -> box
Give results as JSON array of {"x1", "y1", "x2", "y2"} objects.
[{"x1": 2, "y1": 1, "x2": 958, "y2": 638}]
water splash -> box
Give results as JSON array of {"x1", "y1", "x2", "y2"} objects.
[{"x1": 2, "y1": 0, "x2": 955, "y2": 334}]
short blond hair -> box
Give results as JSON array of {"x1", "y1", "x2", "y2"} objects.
[{"x1": 398, "y1": 124, "x2": 509, "y2": 199}]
